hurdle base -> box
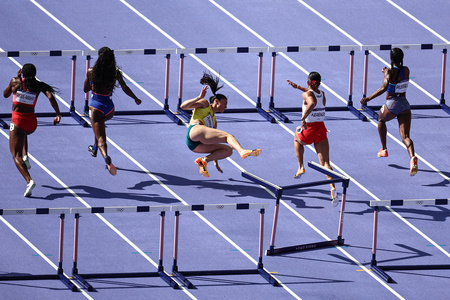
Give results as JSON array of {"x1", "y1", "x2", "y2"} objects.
[
  {"x1": 75, "y1": 271, "x2": 180, "y2": 289},
  {"x1": 164, "y1": 109, "x2": 184, "y2": 125},
  {"x1": 257, "y1": 107, "x2": 276, "y2": 123},
  {"x1": 370, "y1": 264, "x2": 393, "y2": 283},
  {"x1": 0, "y1": 118, "x2": 8, "y2": 129},
  {"x1": 441, "y1": 103, "x2": 450, "y2": 115},
  {"x1": 266, "y1": 238, "x2": 345, "y2": 256},
  {"x1": 361, "y1": 105, "x2": 379, "y2": 120},
  {"x1": 0, "y1": 273, "x2": 77, "y2": 292},
  {"x1": 70, "y1": 111, "x2": 90, "y2": 127},
  {"x1": 348, "y1": 105, "x2": 368, "y2": 121},
  {"x1": 171, "y1": 268, "x2": 279, "y2": 288},
  {"x1": 268, "y1": 107, "x2": 290, "y2": 123}
]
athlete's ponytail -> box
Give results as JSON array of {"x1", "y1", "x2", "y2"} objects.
[
  {"x1": 200, "y1": 72, "x2": 226, "y2": 103},
  {"x1": 390, "y1": 48, "x2": 404, "y2": 82},
  {"x1": 22, "y1": 63, "x2": 56, "y2": 94}
]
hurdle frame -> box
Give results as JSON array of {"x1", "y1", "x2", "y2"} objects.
[
  {"x1": 0, "y1": 50, "x2": 88, "y2": 128},
  {"x1": 370, "y1": 198, "x2": 450, "y2": 283},
  {"x1": 242, "y1": 161, "x2": 350, "y2": 256},
  {"x1": 69, "y1": 205, "x2": 180, "y2": 290},
  {"x1": 360, "y1": 43, "x2": 450, "y2": 119},
  {"x1": 0, "y1": 208, "x2": 77, "y2": 291},
  {"x1": 169, "y1": 203, "x2": 279, "y2": 288}
]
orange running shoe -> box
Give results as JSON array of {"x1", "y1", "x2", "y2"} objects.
[
  {"x1": 240, "y1": 149, "x2": 262, "y2": 159},
  {"x1": 195, "y1": 157, "x2": 209, "y2": 177},
  {"x1": 377, "y1": 149, "x2": 388, "y2": 157},
  {"x1": 294, "y1": 167, "x2": 305, "y2": 179},
  {"x1": 410, "y1": 156, "x2": 418, "y2": 176}
]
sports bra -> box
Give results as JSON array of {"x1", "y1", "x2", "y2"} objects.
[
  {"x1": 386, "y1": 66, "x2": 409, "y2": 94},
  {"x1": 12, "y1": 79, "x2": 38, "y2": 107}
]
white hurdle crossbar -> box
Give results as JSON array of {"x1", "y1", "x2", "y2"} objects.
[
  {"x1": 369, "y1": 198, "x2": 450, "y2": 283},
  {"x1": 169, "y1": 202, "x2": 279, "y2": 288},
  {"x1": 242, "y1": 161, "x2": 350, "y2": 256}
]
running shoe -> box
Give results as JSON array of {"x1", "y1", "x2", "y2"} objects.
[
  {"x1": 88, "y1": 145, "x2": 98, "y2": 157},
  {"x1": 105, "y1": 156, "x2": 117, "y2": 176},
  {"x1": 240, "y1": 149, "x2": 262, "y2": 159},
  {"x1": 294, "y1": 167, "x2": 305, "y2": 179},
  {"x1": 23, "y1": 155, "x2": 31, "y2": 170},
  {"x1": 410, "y1": 156, "x2": 418, "y2": 176},
  {"x1": 377, "y1": 149, "x2": 388, "y2": 157},
  {"x1": 331, "y1": 187, "x2": 340, "y2": 207},
  {"x1": 24, "y1": 180, "x2": 36, "y2": 197},
  {"x1": 195, "y1": 157, "x2": 209, "y2": 177}
]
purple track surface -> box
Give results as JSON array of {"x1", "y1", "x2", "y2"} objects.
[{"x1": 1, "y1": 1, "x2": 449, "y2": 299}]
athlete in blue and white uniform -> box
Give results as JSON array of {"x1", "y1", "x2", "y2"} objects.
[
  {"x1": 360, "y1": 47, "x2": 418, "y2": 176},
  {"x1": 83, "y1": 47, "x2": 142, "y2": 176}
]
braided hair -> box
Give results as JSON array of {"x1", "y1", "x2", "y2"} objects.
[
  {"x1": 22, "y1": 63, "x2": 56, "y2": 94},
  {"x1": 92, "y1": 46, "x2": 121, "y2": 91},
  {"x1": 308, "y1": 71, "x2": 321, "y2": 89},
  {"x1": 390, "y1": 48, "x2": 404, "y2": 83},
  {"x1": 200, "y1": 72, "x2": 226, "y2": 103}
]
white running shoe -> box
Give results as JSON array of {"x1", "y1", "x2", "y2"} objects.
[
  {"x1": 331, "y1": 188, "x2": 340, "y2": 207},
  {"x1": 24, "y1": 180, "x2": 36, "y2": 197},
  {"x1": 23, "y1": 155, "x2": 31, "y2": 170}
]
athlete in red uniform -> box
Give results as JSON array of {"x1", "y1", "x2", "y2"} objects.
[
  {"x1": 287, "y1": 72, "x2": 339, "y2": 206},
  {"x1": 3, "y1": 63, "x2": 61, "y2": 197}
]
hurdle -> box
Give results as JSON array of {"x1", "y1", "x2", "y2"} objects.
[
  {"x1": 82, "y1": 48, "x2": 187, "y2": 125},
  {"x1": 361, "y1": 43, "x2": 450, "y2": 119},
  {"x1": 0, "y1": 207, "x2": 77, "y2": 291},
  {"x1": 69, "y1": 205, "x2": 180, "y2": 291},
  {"x1": 242, "y1": 161, "x2": 350, "y2": 256},
  {"x1": 0, "y1": 49, "x2": 88, "y2": 127},
  {"x1": 169, "y1": 202, "x2": 279, "y2": 288},
  {"x1": 369, "y1": 198, "x2": 450, "y2": 283},
  {"x1": 174, "y1": 46, "x2": 277, "y2": 123},
  {"x1": 267, "y1": 45, "x2": 368, "y2": 122}
]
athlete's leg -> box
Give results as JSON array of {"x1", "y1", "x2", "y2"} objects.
[
  {"x1": 193, "y1": 143, "x2": 233, "y2": 162},
  {"x1": 294, "y1": 134, "x2": 305, "y2": 177},
  {"x1": 397, "y1": 109, "x2": 414, "y2": 158},
  {"x1": 9, "y1": 124, "x2": 32, "y2": 183},
  {"x1": 189, "y1": 125, "x2": 245, "y2": 153},
  {"x1": 314, "y1": 138, "x2": 339, "y2": 203},
  {"x1": 377, "y1": 104, "x2": 397, "y2": 152},
  {"x1": 90, "y1": 108, "x2": 108, "y2": 158}
]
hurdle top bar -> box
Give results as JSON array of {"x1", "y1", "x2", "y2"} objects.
[
  {"x1": 370, "y1": 199, "x2": 450, "y2": 207},
  {"x1": 0, "y1": 207, "x2": 71, "y2": 215},
  {"x1": 70, "y1": 205, "x2": 172, "y2": 214},
  {"x1": 82, "y1": 49, "x2": 175, "y2": 57},
  {"x1": 171, "y1": 203, "x2": 268, "y2": 212},
  {"x1": 362, "y1": 43, "x2": 449, "y2": 51},
  {"x1": 176, "y1": 47, "x2": 269, "y2": 55},
  {"x1": 307, "y1": 161, "x2": 348, "y2": 181},
  {"x1": 0, "y1": 50, "x2": 82, "y2": 58},
  {"x1": 269, "y1": 45, "x2": 361, "y2": 53}
]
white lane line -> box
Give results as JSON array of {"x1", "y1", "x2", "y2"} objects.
[{"x1": 386, "y1": 0, "x2": 450, "y2": 44}]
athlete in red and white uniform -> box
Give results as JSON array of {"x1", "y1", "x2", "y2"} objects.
[
  {"x1": 287, "y1": 72, "x2": 339, "y2": 206},
  {"x1": 3, "y1": 63, "x2": 61, "y2": 197}
]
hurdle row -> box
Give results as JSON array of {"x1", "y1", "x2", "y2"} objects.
[
  {"x1": 1, "y1": 42, "x2": 449, "y2": 129},
  {"x1": 369, "y1": 198, "x2": 450, "y2": 283},
  {"x1": 0, "y1": 202, "x2": 279, "y2": 292}
]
